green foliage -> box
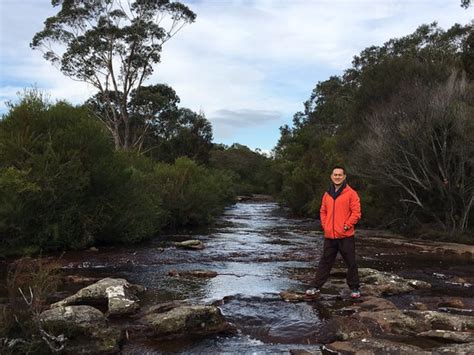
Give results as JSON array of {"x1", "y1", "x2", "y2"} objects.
[
  {"x1": 274, "y1": 22, "x2": 474, "y2": 236},
  {"x1": 0, "y1": 93, "x2": 115, "y2": 250},
  {"x1": 145, "y1": 108, "x2": 213, "y2": 164},
  {"x1": 0, "y1": 91, "x2": 235, "y2": 253},
  {"x1": 209, "y1": 143, "x2": 273, "y2": 195},
  {"x1": 153, "y1": 157, "x2": 235, "y2": 228}
]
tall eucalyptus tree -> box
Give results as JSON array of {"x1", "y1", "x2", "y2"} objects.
[{"x1": 31, "y1": 0, "x2": 196, "y2": 150}]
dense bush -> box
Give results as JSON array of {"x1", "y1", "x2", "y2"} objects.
[
  {"x1": 153, "y1": 157, "x2": 235, "y2": 228},
  {"x1": 0, "y1": 92, "x2": 235, "y2": 254},
  {"x1": 209, "y1": 144, "x2": 273, "y2": 195}
]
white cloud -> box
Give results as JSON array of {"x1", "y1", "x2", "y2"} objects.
[{"x1": 1, "y1": 0, "x2": 472, "y2": 149}]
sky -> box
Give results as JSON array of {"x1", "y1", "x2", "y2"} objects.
[{"x1": 0, "y1": 1, "x2": 472, "y2": 152}]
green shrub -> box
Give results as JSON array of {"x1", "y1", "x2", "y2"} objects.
[{"x1": 154, "y1": 157, "x2": 235, "y2": 228}]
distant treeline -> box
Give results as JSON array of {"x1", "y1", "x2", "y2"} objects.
[{"x1": 271, "y1": 23, "x2": 474, "y2": 241}]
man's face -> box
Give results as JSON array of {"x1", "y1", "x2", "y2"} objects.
[{"x1": 331, "y1": 168, "x2": 346, "y2": 186}]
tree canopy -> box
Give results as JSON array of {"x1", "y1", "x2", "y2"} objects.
[{"x1": 31, "y1": 0, "x2": 196, "y2": 150}]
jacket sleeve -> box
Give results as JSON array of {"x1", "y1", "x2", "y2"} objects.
[
  {"x1": 320, "y1": 194, "x2": 327, "y2": 231},
  {"x1": 346, "y1": 191, "x2": 361, "y2": 227}
]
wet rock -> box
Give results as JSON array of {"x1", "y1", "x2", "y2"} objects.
[
  {"x1": 452, "y1": 276, "x2": 467, "y2": 284},
  {"x1": 357, "y1": 268, "x2": 431, "y2": 296},
  {"x1": 358, "y1": 296, "x2": 398, "y2": 312},
  {"x1": 279, "y1": 291, "x2": 307, "y2": 302},
  {"x1": 437, "y1": 298, "x2": 464, "y2": 309},
  {"x1": 326, "y1": 337, "x2": 428, "y2": 354},
  {"x1": 289, "y1": 350, "x2": 320, "y2": 355},
  {"x1": 39, "y1": 305, "x2": 122, "y2": 354},
  {"x1": 141, "y1": 305, "x2": 233, "y2": 339},
  {"x1": 405, "y1": 310, "x2": 474, "y2": 332},
  {"x1": 358, "y1": 309, "x2": 474, "y2": 336},
  {"x1": 324, "y1": 316, "x2": 371, "y2": 342},
  {"x1": 411, "y1": 302, "x2": 429, "y2": 310},
  {"x1": 174, "y1": 240, "x2": 205, "y2": 250},
  {"x1": 432, "y1": 342, "x2": 474, "y2": 354},
  {"x1": 51, "y1": 278, "x2": 145, "y2": 316},
  {"x1": 63, "y1": 275, "x2": 100, "y2": 285},
  {"x1": 438, "y1": 307, "x2": 474, "y2": 316},
  {"x1": 358, "y1": 309, "x2": 423, "y2": 335},
  {"x1": 357, "y1": 232, "x2": 474, "y2": 261},
  {"x1": 168, "y1": 269, "x2": 218, "y2": 278},
  {"x1": 418, "y1": 330, "x2": 474, "y2": 343}
]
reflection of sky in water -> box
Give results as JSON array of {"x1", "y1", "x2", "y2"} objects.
[{"x1": 202, "y1": 262, "x2": 304, "y2": 302}]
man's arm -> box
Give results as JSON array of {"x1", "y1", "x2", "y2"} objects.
[
  {"x1": 345, "y1": 191, "x2": 361, "y2": 229},
  {"x1": 320, "y1": 194, "x2": 328, "y2": 231}
]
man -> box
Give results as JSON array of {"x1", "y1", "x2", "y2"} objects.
[{"x1": 306, "y1": 166, "x2": 362, "y2": 299}]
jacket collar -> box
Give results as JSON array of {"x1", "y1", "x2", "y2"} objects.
[{"x1": 328, "y1": 180, "x2": 347, "y2": 199}]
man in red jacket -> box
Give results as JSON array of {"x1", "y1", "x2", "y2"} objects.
[{"x1": 306, "y1": 166, "x2": 362, "y2": 299}]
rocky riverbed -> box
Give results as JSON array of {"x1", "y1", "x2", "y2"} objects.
[{"x1": 1, "y1": 200, "x2": 473, "y2": 354}]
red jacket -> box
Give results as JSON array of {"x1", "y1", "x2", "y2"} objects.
[{"x1": 320, "y1": 183, "x2": 361, "y2": 239}]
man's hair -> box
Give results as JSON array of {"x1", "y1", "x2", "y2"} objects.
[{"x1": 332, "y1": 165, "x2": 346, "y2": 174}]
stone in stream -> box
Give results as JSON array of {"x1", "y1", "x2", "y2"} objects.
[
  {"x1": 432, "y1": 342, "x2": 474, "y2": 354},
  {"x1": 39, "y1": 305, "x2": 122, "y2": 354},
  {"x1": 437, "y1": 297, "x2": 465, "y2": 309},
  {"x1": 418, "y1": 330, "x2": 474, "y2": 343},
  {"x1": 321, "y1": 316, "x2": 371, "y2": 342},
  {"x1": 357, "y1": 308, "x2": 474, "y2": 335},
  {"x1": 139, "y1": 304, "x2": 234, "y2": 340},
  {"x1": 51, "y1": 278, "x2": 145, "y2": 316},
  {"x1": 168, "y1": 269, "x2": 218, "y2": 278},
  {"x1": 63, "y1": 275, "x2": 100, "y2": 284},
  {"x1": 326, "y1": 338, "x2": 429, "y2": 354},
  {"x1": 357, "y1": 268, "x2": 431, "y2": 296},
  {"x1": 279, "y1": 291, "x2": 308, "y2": 302},
  {"x1": 174, "y1": 240, "x2": 205, "y2": 250}
]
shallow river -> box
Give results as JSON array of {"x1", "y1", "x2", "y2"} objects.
[{"x1": 6, "y1": 201, "x2": 472, "y2": 354}]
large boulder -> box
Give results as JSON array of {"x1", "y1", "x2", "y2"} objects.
[
  {"x1": 51, "y1": 278, "x2": 145, "y2": 316},
  {"x1": 140, "y1": 304, "x2": 233, "y2": 339},
  {"x1": 39, "y1": 305, "x2": 122, "y2": 354}
]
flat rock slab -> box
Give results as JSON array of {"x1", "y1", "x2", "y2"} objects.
[
  {"x1": 358, "y1": 308, "x2": 474, "y2": 335},
  {"x1": 419, "y1": 330, "x2": 474, "y2": 343},
  {"x1": 279, "y1": 291, "x2": 311, "y2": 302},
  {"x1": 174, "y1": 240, "x2": 205, "y2": 250},
  {"x1": 51, "y1": 277, "x2": 145, "y2": 316},
  {"x1": 168, "y1": 269, "x2": 218, "y2": 278},
  {"x1": 357, "y1": 268, "x2": 431, "y2": 296},
  {"x1": 141, "y1": 305, "x2": 234, "y2": 339},
  {"x1": 432, "y1": 342, "x2": 474, "y2": 354},
  {"x1": 40, "y1": 305, "x2": 122, "y2": 354},
  {"x1": 326, "y1": 337, "x2": 428, "y2": 354},
  {"x1": 357, "y1": 232, "x2": 474, "y2": 260}
]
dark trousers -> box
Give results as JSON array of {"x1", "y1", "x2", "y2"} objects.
[{"x1": 313, "y1": 236, "x2": 360, "y2": 290}]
